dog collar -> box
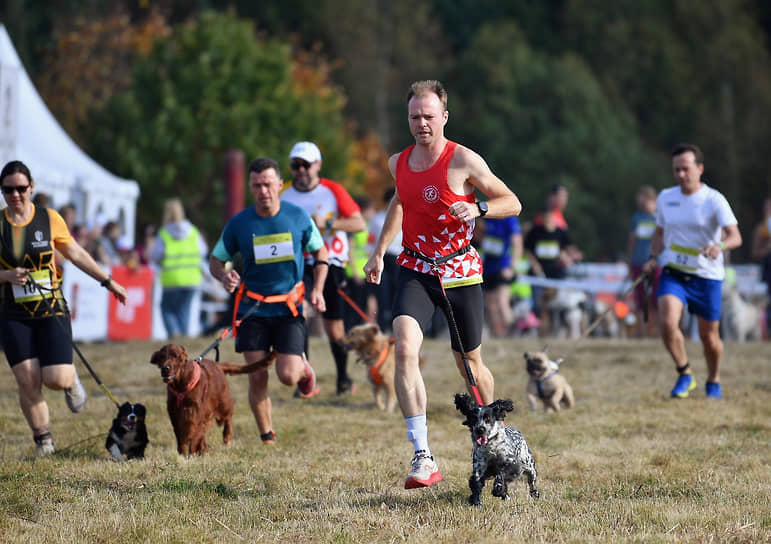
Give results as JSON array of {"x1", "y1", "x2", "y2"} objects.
[
  {"x1": 536, "y1": 371, "x2": 558, "y2": 399},
  {"x1": 168, "y1": 362, "x2": 202, "y2": 408}
]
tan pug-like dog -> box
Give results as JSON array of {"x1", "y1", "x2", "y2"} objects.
[{"x1": 524, "y1": 351, "x2": 575, "y2": 413}]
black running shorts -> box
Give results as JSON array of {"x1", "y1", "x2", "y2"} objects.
[
  {"x1": 1, "y1": 315, "x2": 74, "y2": 367},
  {"x1": 234, "y1": 315, "x2": 306, "y2": 355},
  {"x1": 392, "y1": 267, "x2": 483, "y2": 352}
]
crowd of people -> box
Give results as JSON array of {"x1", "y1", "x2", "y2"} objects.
[{"x1": 1, "y1": 79, "x2": 764, "y2": 488}]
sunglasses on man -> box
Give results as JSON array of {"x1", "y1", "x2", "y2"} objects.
[
  {"x1": 290, "y1": 160, "x2": 313, "y2": 170},
  {"x1": 2, "y1": 185, "x2": 30, "y2": 195}
]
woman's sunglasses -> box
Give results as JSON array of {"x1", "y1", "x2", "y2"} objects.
[{"x1": 1, "y1": 185, "x2": 30, "y2": 195}]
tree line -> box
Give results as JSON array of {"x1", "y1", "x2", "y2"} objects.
[{"x1": 2, "y1": 0, "x2": 769, "y2": 261}]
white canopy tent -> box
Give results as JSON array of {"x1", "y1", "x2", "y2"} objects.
[{"x1": 0, "y1": 24, "x2": 140, "y2": 244}]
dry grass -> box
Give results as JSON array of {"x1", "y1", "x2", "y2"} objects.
[{"x1": 0, "y1": 335, "x2": 769, "y2": 543}]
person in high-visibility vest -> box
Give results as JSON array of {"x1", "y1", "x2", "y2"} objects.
[{"x1": 151, "y1": 198, "x2": 208, "y2": 337}]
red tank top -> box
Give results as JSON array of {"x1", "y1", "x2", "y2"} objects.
[{"x1": 395, "y1": 141, "x2": 483, "y2": 286}]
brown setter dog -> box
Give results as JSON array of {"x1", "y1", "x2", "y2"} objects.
[{"x1": 149, "y1": 344, "x2": 275, "y2": 455}]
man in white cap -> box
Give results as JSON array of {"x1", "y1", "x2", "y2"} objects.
[{"x1": 281, "y1": 142, "x2": 366, "y2": 395}]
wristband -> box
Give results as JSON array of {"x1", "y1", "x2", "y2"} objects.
[
  {"x1": 100, "y1": 276, "x2": 112, "y2": 288},
  {"x1": 719, "y1": 241, "x2": 726, "y2": 251},
  {"x1": 314, "y1": 260, "x2": 329, "y2": 267}
]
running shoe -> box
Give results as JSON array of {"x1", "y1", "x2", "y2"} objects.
[
  {"x1": 705, "y1": 382, "x2": 723, "y2": 398},
  {"x1": 64, "y1": 373, "x2": 87, "y2": 413},
  {"x1": 336, "y1": 376, "x2": 355, "y2": 396},
  {"x1": 296, "y1": 359, "x2": 319, "y2": 398},
  {"x1": 35, "y1": 432, "x2": 55, "y2": 457},
  {"x1": 670, "y1": 374, "x2": 696, "y2": 398},
  {"x1": 404, "y1": 452, "x2": 442, "y2": 489}
]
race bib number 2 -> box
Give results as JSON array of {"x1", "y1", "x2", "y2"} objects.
[
  {"x1": 253, "y1": 233, "x2": 294, "y2": 264},
  {"x1": 12, "y1": 270, "x2": 53, "y2": 302}
]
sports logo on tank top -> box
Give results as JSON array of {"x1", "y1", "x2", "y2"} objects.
[{"x1": 423, "y1": 185, "x2": 439, "y2": 203}]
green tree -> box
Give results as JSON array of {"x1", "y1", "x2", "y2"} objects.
[
  {"x1": 450, "y1": 21, "x2": 661, "y2": 259},
  {"x1": 562, "y1": 0, "x2": 771, "y2": 259},
  {"x1": 87, "y1": 10, "x2": 352, "y2": 241}
]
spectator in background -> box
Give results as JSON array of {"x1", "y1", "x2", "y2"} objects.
[
  {"x1": 93, "y1": 220, "x2": 122, "y2": 266},
  {"x1": 135, "y1": 223, "x2": 157, "y2": 266},
  {"x1": 58, "y1": 203, "x2": 77, "y2": 236},
  {"x1": 750, "y1": 197, "x2": 771, "y2": 337},
  {"x1": 627, "y1": 185, "x2": 660, "y2": 337},
  {"x1": 151, "y1": 198, "x2": 208, "y2": 337},
  {"x1": 534, "y1": 183, "x2": 569, "y2": 230},
  {"x1": 32, "y1": 192, "x2": 50, "y2": 208},
  {"x1": 480, "y1": 216, "x2": 523, "y2": 337},
  {"x1": 368, "y1": 187, "x2": 403, "y2": 333},
  {"x1": 524, "y1": 206, "x2": 582, "y2": 321}
]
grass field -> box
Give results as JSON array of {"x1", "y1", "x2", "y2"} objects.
[{"x1": 0, "y1": 335, "x2": 769, "y2": 543}]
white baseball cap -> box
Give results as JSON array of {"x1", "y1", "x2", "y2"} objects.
[{"x1": 289, "y1": 141, "x2": 322, "y2": 163}]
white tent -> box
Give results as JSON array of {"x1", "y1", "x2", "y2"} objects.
[{"x1": 0, "y1": 24, "x2": 140, "y2": 244}]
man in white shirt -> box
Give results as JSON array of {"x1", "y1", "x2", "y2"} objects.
[{"x1": 643, "y1": 143, "x2": 742, "y2": 399}]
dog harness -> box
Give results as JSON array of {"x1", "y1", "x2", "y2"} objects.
[
  {"x1": 168, "y1": 362, "x2": 202, "y2": 408},
  {"x1": 231, "y1": 281, "x2": 305, "y2": 334},
  {"x1": 536, "y1": 371, "x2": 558, "y2": 399},
  {"x1": 368, "y1": 339, "x2": 395, "y2": 386}
]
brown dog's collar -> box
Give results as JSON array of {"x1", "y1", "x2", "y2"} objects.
[{"x1": 168, "y1": 362, "x2": 201, "y2": 408}]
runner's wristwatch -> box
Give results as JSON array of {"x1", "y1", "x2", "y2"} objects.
[{"x1": 476, "y1": 201, "x2": 488, "y2": 217}]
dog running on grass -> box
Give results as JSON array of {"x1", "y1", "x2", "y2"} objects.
[
  {"x1": 342, "y1": 323, "x2": 426, "y2": 412},
  {"x1": 149, "y1": 344, "x2": 276, "y2": 455},
  {"x1": 524, "y1": 350, "x2": 575, "y2": 413},
  {"x1": 105, "y1": 402, "x2": 149, "y2": 461},
  {"x1": 454, "y1": 393, "x2": 540, "y2": 506}
]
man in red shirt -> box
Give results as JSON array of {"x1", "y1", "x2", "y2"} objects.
[{"x1": 364, "y1": 80, "x2": 522, "y2": 489}]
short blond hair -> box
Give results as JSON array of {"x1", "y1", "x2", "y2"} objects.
[{"x1": 407, "y1": 80, "x2": 448, "y2": 111}]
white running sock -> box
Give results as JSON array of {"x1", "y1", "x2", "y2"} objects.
[{"x1": 405, "y1": 414, "x2": 430, "y2": 456}]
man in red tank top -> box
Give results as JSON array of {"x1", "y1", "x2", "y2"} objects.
[{"x1": 364, "y1": 80, "x2": 523, "y2": 490}]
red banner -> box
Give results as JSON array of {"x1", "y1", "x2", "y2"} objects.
[{"x1": 108, "y1": 265, "x2": 154, "y2": 341}]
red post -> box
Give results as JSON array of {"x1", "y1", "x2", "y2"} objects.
[{"x1": 223, "y1": 149, "x2": 245, "y2": 222}]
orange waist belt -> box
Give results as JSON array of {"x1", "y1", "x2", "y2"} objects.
[{"x1": 232, "y1": 282, "x2": 305, "y2": 334}]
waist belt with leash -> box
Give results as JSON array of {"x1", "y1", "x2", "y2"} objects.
[
  {"x1": 402, "y1": 243, "x2": 472, "y2": 266},
  {"x1": 231, "y1": 281, "x2": 305, "y2": 335}
]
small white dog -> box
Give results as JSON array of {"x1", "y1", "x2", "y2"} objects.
[{"x1": 721, "y1": 287, "x2": 762, "y2": 342}]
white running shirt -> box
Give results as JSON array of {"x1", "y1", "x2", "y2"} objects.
[{"x1": 655, "y1": 184, "x2": 737, "y2": 280}]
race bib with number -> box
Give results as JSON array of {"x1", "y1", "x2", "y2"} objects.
[
  {"x1": 12, "y1": 270, "x2": 53, "y2": 302},
  {"x1": 534, "y1": 240, "x2": 560, "y2": 260},
  {"x1": 252, "y1": 233, "x2": 294, "y2": 264},
  {"x1": 635, "y1": 220, "x2": 656, "y2": 240},
  {"x1": 668, "y1": 242, "x2": 700, "y2": 272},
  {"x1": 481, "y1": 236, "x2": 505, "y2": 257}
]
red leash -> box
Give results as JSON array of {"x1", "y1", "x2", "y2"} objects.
[{"x1": 337, "y1": 287, "x2": 371, "y2": 323}]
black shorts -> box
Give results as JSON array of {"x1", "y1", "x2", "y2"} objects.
[
  {"x1": 482, "y1": 271, "x2": 511, "y2": 291},
  {"x1": 304, "y1": 264, "x2": 347, "y2": 320},
  {"x1": 1, "y1": 315, "x2": 74, "y2": 367},
  {"x1": 234, "y1": 315, "x2": 306, "y2": 355},
  {"x1": 392, "y1": 267, "x2": 484, "y2": 352}
]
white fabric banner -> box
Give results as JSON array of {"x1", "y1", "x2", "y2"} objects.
[{"x1": 60, "y1": 261, "x2": 109, "y2": 341}]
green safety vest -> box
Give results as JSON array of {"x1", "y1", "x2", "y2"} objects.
[
  {"x1": 159, "y1": 226, "x2": 203, "y2": 287},
  {"x1": 347, "y1": 230, "x2": 369, "y2": 279}
]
